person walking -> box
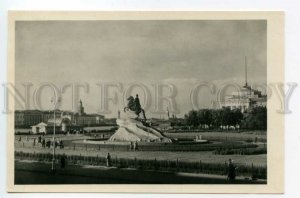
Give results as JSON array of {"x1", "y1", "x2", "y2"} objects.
[
  {"x1": 46, "y1": 140, "x2": 51, "y2": 148},
  {"x1": 42, "y1": 139, "x2": 45, "y2": 148},
  {"x1": 106, "y1": 153, "x2": 111, "y2": 167},
  {"x1": 227, "y1": 159, "x2": 237, "y2": 181},
  {"x1": 60, "y1": 154, "x2": 66, "y2": 169},
  {"x1": 60, "y1": 140, "x2": 64, "y2": 149},
  {"x1": 130, "y1": 142, "x2": 133, "y2": 151},
  {"x1": 133, "y1": 141, "x2": 136, "y2": 151}
]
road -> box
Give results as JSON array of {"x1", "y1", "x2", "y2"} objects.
[{"x1": 15, "y1": 160, "x2": 266, "y2": 184}]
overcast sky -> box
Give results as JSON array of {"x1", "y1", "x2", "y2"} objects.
[{"x1": 15, "y1": 20, "x2": 266, "y2": 118}]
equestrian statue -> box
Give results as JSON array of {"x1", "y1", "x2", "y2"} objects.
[{"x1": 124, "y1": 94, "x2": 147, "y2": 121}]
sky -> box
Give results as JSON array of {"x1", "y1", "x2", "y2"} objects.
[{"x1": 15, "y1": 20, "x2": 267, "y2": 118}]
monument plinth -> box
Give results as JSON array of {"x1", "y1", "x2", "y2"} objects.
[
  {"x1": 108, "y1": 95, "x2": 172, "y2": 143},
  {"x1": 108, "y1": 111, "x2": 172, "y2": 143}
]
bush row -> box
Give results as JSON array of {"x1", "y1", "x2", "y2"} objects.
[
  {"x1": 213, "y1": 147, "x2": 267, "y2": 155},
  {"x1": 67, "y1": 142, "x2": 258, "y2": 152},
  {"x1": 15, "y1": 151, "x2": 266, "y2": 179}
]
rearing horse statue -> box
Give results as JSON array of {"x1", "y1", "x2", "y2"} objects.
[{"x1": 124, "y1": 96, "x2": 147, "y2": 121}]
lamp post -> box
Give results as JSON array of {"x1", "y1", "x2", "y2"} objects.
[{"x1": 51, "y1": 97, "x2": 61, "y2": 173}]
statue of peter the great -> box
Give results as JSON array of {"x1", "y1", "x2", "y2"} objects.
[{"x1": 124, "y1": 94, "x2": 147, "y2": 121}]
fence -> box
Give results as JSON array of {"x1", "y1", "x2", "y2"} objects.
[
  {"x1": 15, "y1": 140, "x2": 258, "y2": 152},
  {"x1": 15, "y1": 151, "x2": 267, "y2": 179}
]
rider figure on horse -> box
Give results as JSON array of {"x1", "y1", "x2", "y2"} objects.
[{"x1": 124, "y1": 94, "x2": 147, "y2": 121}]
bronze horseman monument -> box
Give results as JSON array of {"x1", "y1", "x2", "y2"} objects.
[{"x1": 108, "y1": 94, "x2": 172, "y2": 143}]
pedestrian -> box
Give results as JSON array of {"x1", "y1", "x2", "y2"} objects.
[
  {"x1": 42, "y1": 139, "x2": 46, "y2": 148},
  {"x1": 60, "y1": 140, "x2": 64, "y2": 149},
  {"x1": 227, "y1": 159, "x2": 237, "y2": 181},
  {"x1": 130, "y1": 142, "x2": 133, "y2": 151},
  {"x1": 133, "y1": 141, "x2": 138, "y2": 151},
  {"x1": 56, "y1": 140, "x2": 60, "y2": 148},
  {"x1": 106, "y1": 153, "x2": 111, "y2": 167},
  {"x1": 133, "y1": 142, "x2": 136, "y2": 151},
  {"x1": 60, "y1": 154, "x2": 66, "y2": 169},
  {"x1": 46, "y1": 140, "x2": 51, "y2": 148},
  {"x1": 33, "y1": 138, "x2": 36, "y2": 147}
]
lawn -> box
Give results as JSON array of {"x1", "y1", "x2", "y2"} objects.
[
  {"x1": 14, "y1": 131, "x2": 267, "y2": 167},
  {"x1": 164, "y1": 131, "x2": 267, "y2": 142},
  {"x1": 15, "y1": 146, "x2": 266, "y2": 167}
]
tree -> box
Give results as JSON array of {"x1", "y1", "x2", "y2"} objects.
[
  {"x1": 197, "y1": 109, "x2": 213, "y2": 128},
  {"x1": 184, "y1": 110, "x2": 198, "y2": 127},
  {"x1": 241, "y1": 106, "x2": 267, "y2": 130},
  {"x1": 230, "y1": 109, "x2": 243, "y2": 126}
]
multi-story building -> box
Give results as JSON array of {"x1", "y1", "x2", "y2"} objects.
[
  {"x1": 220, "y1": 84, "x2": 267, "y2": 113},
  {"x1": 220, "y1": 58, "x2": 267, "y2": 112},
  {"x1": 42, "y1": 111, "x2": 55, "y2": 123},
  {"x1": 15, "y1": 110, "x2": 43, "y2": 127},
  {"x1": 15, "y1": 110, "x2": 25, "y2": 127},
  {"x1": 75, "y1": 114, "x2": 104, "y2": 126},
  {"x1": 15, "y1": 100, "x2": 105, "y2": 128},
  {"x1": 74, "y1": 100, "x2": 104, "y2": 126}
]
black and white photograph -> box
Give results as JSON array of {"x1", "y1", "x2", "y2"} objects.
[{"x1": 5, "y1": 12, "x2": 285, "y2": 193}]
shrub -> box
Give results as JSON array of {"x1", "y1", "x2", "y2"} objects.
[{"x1": 14, "y1": 151, "x2": 267, "y2": 179}]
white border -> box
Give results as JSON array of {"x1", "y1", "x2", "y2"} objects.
[{"x1": 0, "y1": 0, "x2": 299, "y2": 198}]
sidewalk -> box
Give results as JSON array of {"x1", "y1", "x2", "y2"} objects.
[{"x1": 15, "y1": 160, "x2": 266, "y2": 184}]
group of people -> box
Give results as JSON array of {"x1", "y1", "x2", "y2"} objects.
[
  {"x1": 40, "y1": 137, "x2": 64, "y2": 149},
  {"x1": 129, "y1": 141, "x2": 138, "y2": 151},
  {"x1": 17, "y1": 135, "x2": 64, "y2": 149}
]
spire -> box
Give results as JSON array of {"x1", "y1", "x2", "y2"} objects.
[
  {"x1": 245, "y1": 56, "x2": 248, "y2": 87},
  {"x1": 78, "y1": 99, "x2": 84, "y2": 115}
]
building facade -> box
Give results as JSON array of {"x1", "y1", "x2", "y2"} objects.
[
  {"x1": 220, "y1": 57, "x2": 267, "y2": 112},
  {"x1": 75, "y1": 114, "x2": 104, "y2": 126},
  {"x1": 15, "y1": 110, "x2": 43, "y2": 127},
  {"x1": 15, "y1": 111, "x2": 25, "y2": 127},
  {"x1": 15, "y1": 100, "x2": 105, "y2": 128},
  {"x1": 73, "y1": 100, "x2": 104, "y2": 126},
  {"x1": 220, "y1": 84, "x2": 267, "y2": 113}
]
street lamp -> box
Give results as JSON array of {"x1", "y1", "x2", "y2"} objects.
[{"x1": 51, "y1": 96, "x2": 61, "y2": 173}]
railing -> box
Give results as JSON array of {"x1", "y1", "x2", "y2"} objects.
[
  {"x1": 15, "y1": 151, "x2": 267, "y2": 179},
  {"x1": 15, "y1": 140, "x2": 258, "y2": 152}
]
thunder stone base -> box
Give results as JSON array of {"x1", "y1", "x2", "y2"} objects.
[{"x1": 108, "y1": 118, "x2": 172, "y2": 143}]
